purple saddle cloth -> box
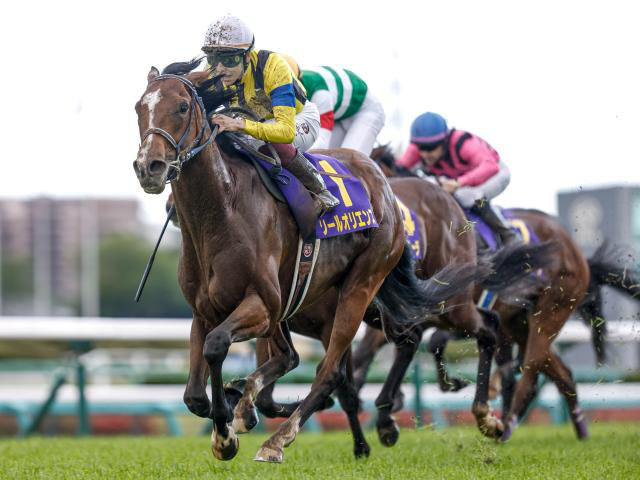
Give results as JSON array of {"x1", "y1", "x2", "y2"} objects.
[
  {"x1": 253, "y1": 152, "x2": 379, "y2": 240},
  {"x1": 464, "y1": 208, "x2": 539, "y2": 250}
]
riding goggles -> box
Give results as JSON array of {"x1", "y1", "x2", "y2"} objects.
[
  {"x1": 416, "y1": 141, "x2": 442, "y2": 152},
  {"x1": 206, "y1": 49, "x2": 245, "y2": 68}
]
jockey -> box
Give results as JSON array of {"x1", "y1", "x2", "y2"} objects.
[
  {"x1": 283, "y1": 55, "x2": 385, "y2": 156},
  {"x1": 202, "y1": 15, "x2": 339, "y2": 213},
  {"x1": 397, "y1": 112, "x2": 519, "y2": 246}
]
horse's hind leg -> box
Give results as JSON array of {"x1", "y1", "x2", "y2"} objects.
[
  {"x1": 255, "y1": 252, "x2": 389, "y2": 463},
  {"x1": 232, "y1": 325, "x2": 299, "y2": 434},
  {"x1": 492, "y1": 325, "x2": 519, "y2": 414},
  {"x1": 428, "y1": 329, "x2": 470, "y2": 392},
  {"x1": 255, "y1": 380, "x2": 301, "y2": 419},
  {"x1": 335, "y1": 350, "x2": 371, "y2": 458},
  {"x1": 543, "y1": 351, "x2": 588, "y2": 439},
  {"x1": 352, "y1": 325, "x2": 388, "y2": 392},
  {"x1": 500, "y1": 310, "x2": 564, "y2": 442},
  {"x1": 374, "y1": 325, "x2": 423, "y2": 447}
]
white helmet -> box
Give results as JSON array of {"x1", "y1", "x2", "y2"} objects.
[{"x1": 202, "y1": 15, "x2": 254, "y2": 52}]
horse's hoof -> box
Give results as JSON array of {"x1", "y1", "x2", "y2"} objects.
[
  {"x1": 211, "y1": 427, "x2": 239, "y2": 461},
  {"x1": 499, "y1": 415, "x2": 517, "y2": 443},
  {"x1": 354, "y1": 442, "x2": 371, "y2": 459},
  {"x1": 478, "y1": 414, "x2": 504, "y2": 439},
  {"x1": 449, "y1": 378, "x2": 470, "y2": 392},
  {"x1": 232, "y1": 405, "x2": 259, "y2": 434},
  {"x1": 576, "y1": 419, "x2": 589, "y2": 440},
  {"x1": 500, "y1": 425, "x2": 513, "y2": 443},
  {"x1": 224, "y1": 379, "x2": 246, "y2": 412},
  {"x1": 184, "y1": 396, "x2": 212, "y2": 418},
  {"x1": 254, "y1": 445, "x2": 283, "y2": 463},
  {"x1": 377, "y1": 420, "x2": 400, "y2": 447}
]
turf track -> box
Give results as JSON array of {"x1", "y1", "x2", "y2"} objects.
[{"x1": 1, "y1": 423, "x2": 638, "y2": 479}]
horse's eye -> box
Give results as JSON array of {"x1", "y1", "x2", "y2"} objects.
[{"x1": 179, "y1": 102, "x2": 189, "y2": 114}]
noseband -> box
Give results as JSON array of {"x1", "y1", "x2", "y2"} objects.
[{"x1": 141, "y1": 74, "x2": 217, "y2": 182}]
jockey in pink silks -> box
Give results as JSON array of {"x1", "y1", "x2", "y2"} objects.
[{"x1": 397, "y1": 112, "x2": 518, "y2": 246}]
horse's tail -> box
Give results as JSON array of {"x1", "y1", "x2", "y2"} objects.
[
  {"x1": 479, "y1": 241, "x2": 557, "y2": 296},
  {"x1": 581, "y1": 242, "x2": 640, "y2": 363},
  {"x1": 375, "y1": 243, "x2": 491, "y2": 336}
]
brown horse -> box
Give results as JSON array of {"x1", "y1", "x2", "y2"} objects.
[
  {"x1": 133, "y1": 62, "x2": 483, "y2": 463},
  {"x1": 354, "y1": 145, "x2": 592, "y2": 442},
  {"x1": 251, "y1": 162, "x2": 554, "y2": 450}
]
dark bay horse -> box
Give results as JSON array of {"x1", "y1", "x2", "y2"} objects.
[
  {"x1": 355, "y1": 145, "x2": 593, "y2": 442},
  {"x1": 133, "y1": 64, "x2": 484, "y2": 463},
  {"x1": 251, "y1": 157, "x2": 555, "y2": 450}
]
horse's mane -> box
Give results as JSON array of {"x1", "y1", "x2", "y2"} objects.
[
  {"x1": 371, "y1": 144, "x2": 417, "y2": 178},
  {"x1": 161, "y1": 57, "x2": 235, "y2": 113}
]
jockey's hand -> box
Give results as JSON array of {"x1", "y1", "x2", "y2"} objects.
[
  {"x1": 440, "y1": 178, "x2": 460, "y2": 193},
  {"x1": 211, "y1": 114, "x2": 245, "y2": 133}
]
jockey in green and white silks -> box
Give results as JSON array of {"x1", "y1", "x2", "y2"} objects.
[{"x1": 283, "y1": 57, "x2": 385, "y2": 156}]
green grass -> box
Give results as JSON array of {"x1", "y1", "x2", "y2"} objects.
[{"x1": 1, "y1": 423, "x2": 638, "y2": 479}]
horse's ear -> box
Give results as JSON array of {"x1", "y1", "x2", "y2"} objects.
[{"x1": 148, "y1": 66, "x2": 160, "y2": 84}]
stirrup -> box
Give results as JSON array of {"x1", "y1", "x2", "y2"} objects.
[{"x1": 314, "y1": 190, "x2": 340, "y2": 216}]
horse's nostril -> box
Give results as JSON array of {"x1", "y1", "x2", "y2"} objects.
[{"x1": 149, "y1": 160, "x2": 167, "y2": 176}]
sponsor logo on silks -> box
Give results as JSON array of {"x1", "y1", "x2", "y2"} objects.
[{"x1": 303, "y1": 243, "x2": 313, "y2": 257}]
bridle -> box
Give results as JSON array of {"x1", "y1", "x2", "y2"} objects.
[{"x1": 141, "y1": 74, "x2": 218, "y2": 182}]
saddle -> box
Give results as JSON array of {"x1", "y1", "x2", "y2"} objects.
[
  {"x1": 226, "y1": 135, "x2": 379, "y2": 241},
  {"x1": 226, "y1": 137, "x2": 380, "y2": 321},
  {"x1": 465, "y1": 208, "x2": 538, "y2": 251}
]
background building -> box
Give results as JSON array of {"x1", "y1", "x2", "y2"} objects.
[
  {"x1": 0, "y1": 197, "x2": 141, "y2": 316},
  {"x1": 557, "y1": 186, "x2": 640, "y2": 368}
]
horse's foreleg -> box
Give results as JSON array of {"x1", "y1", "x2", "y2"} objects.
[
  {"x1": 204, "y1": 294, "x2": 270, "y2": 461},
  {"x1": 500, "y1": 317, "x2": 554, "y2": 443},
  {"x1": 471, "y1": 309, "x2": 503, "y2": 439},
  {"x1": 232, "y1": 328, "x2": 298, "y2": 433},
  {"x1": 183, "y1": 315, "x2": 212, "y2": 418}
]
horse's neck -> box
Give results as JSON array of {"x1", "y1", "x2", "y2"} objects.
[{"x1": 172, "y1": 144, "x2": 239, "y2": 240}]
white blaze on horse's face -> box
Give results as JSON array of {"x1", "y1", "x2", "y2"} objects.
[
  {"x1": 138, "y1": 89, "x2": 163, "y2": 159},
  {"x1": 134, "y1": 87, "x2": 169, "y2": 193}
]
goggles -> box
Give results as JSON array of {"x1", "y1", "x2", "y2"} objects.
[
  {"x1": 206, "y1": 49, "x2": 244, "y2": 68},
  {"x1": 416, "y1": 142, "x2": 442, "y2": 152}
]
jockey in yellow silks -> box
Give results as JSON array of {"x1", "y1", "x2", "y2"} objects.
[{"x1": 202, "y1": 15, "x2": 339, "y2": 213}]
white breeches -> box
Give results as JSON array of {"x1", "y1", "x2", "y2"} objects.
[
  {"x1": 453, "y1": 161, "x2": 511, "y2": 208},
  {"x1": 325, "y1": 91, "x2": 386, "y2": 156}
]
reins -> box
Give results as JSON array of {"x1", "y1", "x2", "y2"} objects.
[{"x1": 141, "y1": 74, "x2": 219, "y2": 182}]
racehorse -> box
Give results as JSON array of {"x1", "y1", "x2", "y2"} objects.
[
  {"x1": 353, "y1": 145, "x2": 595, "y2": 442},
  {"x1": 249, "y1": 152, "x2": 555, "y2": 448},
  {"x1": 132, "y1": 62, "x2": 485, "y2": 463},
  {"x1": 375, "y1": 144, "x2": 640, "y2": 371}
]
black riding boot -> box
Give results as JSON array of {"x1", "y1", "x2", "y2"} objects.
[
  {"x1": 471, "y1": 200, "x2": 520, "y2": 246},
  {"x1": 286, "y1": 150, "x2": 340, "y2": 215}
]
